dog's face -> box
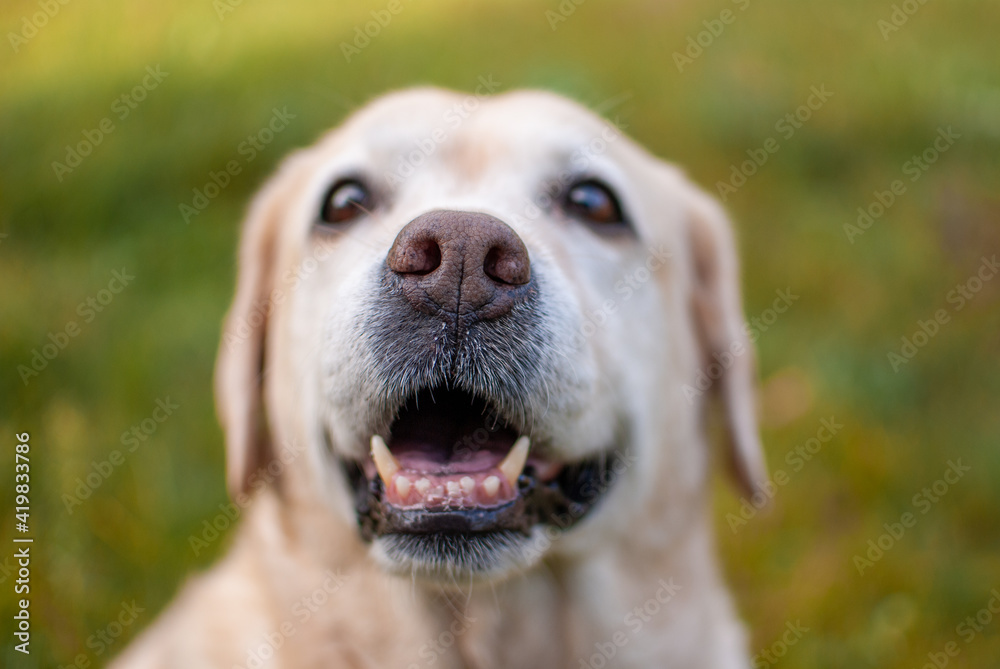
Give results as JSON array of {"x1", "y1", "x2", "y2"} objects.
[{"x1": 216, "y1": 89, "x2": 765, "y2": 582}]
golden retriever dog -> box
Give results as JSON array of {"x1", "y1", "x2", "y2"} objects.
[{"x1": 112, "y1": 88, "x2": 767, "y2": 669}]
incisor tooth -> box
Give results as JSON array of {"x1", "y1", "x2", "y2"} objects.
[
  {"x1": 415, "y1": 478, "x2": 431, "y2": 495},
  {"x1": 483, "y1": 476, "x2": 500, "y2": 497},
  {"x1": 446, "y1": 481, "x2": 461, "y2": 497},
  {"x1": 395, "y1": 476, "x2": 411, "y2": 498},
  {"x1": 498, "y1": 435, "x2": 530, "y2": 487},
  {"x1": 460, "y1": 476, "x2": 475, "y2": 494},
  {"x1": 370, "y1": 435, "x2": 400, "y2": 482}
]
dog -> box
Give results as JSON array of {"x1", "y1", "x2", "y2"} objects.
[{"x1": 111, "y1": 88, "x2": 767, "y2": 669}]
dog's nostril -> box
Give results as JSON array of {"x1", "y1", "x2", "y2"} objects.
[
  {"x1": 392, "y1": 239, "x2": 441, "y2": 275},
  {"x1": 484, "y1": 245, "x2": 530, "y2": 285},
  {"x1": 387, "y1": 210, "x2": 532, "y2": 320}
]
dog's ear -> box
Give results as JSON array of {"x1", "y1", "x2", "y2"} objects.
[
  {"x1": 214, "y1": 173, "x2": 289, "y2": 498},
  {"x1": 684, "y1": 188, "x2": 767, "y2": 497}
]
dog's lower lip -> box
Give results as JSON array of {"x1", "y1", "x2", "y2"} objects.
[
  {"x1": 333, "y1": 385, "x2": 623, "y2": 570},
  {"x1": 342, "y1": 445, "x2": 621, "y2": 545}
]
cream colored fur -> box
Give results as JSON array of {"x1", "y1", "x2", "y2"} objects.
[{"x1": 112, "y1": 88, "x2": 766, "y2": 669}]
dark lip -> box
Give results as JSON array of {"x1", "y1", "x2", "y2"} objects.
[
  {"x1": 330, "y1": 383, "x2": 626, "y2": 561},
  {"x1": 342, "y1": 452, "x2": 620, "y2": 542}
]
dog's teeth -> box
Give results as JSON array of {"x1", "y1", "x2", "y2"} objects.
[
  {"x1": 395, "y1": 476, "x2": 411, "y2": 498},
  {"x1": 415, "y1": 478, "x2": 431, "y2": 495},
  {"x1": 483, "y1": 475, "x2": 500, "y2": 497},
  {"x1": 446, "y1": 481, "x2": 461, "y2": 497},
  {"x1": 498, "y1": 436, "x2": 530, "y2": 487},
  {"x1": 460, "y1": 476, "x2": 475, "y2": 494},
  {"x1": 370, "y1": 435, "x2": 400, "y2": 483}
]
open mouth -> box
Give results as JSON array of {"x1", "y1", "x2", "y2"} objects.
[{"x1": 339, "y1": 386, "x2": 619, "y2": 574}]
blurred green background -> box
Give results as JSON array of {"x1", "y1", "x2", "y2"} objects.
[{"x1": 2, "y1": 0, "x2": 998, "y2": 666}]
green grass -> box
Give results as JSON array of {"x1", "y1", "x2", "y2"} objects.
[{"x1": 2, "y1": 0, "x2": 999, "y2": 666}]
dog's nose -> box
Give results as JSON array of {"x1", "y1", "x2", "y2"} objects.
[{"x1": 387, "y1": 210, "x2": 531, "y2": 321}]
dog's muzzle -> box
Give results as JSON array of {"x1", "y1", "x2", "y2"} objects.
[{"x1": 334, "y1": 210, "x2": 621, "y2": 576}]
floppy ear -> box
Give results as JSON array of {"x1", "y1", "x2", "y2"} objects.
[
  {"x1": 685, "y1": 188, "x2": 767, "y2": 497},
  {"x1": 214, "y1": 175, "x2": 288, "y2": 498}
]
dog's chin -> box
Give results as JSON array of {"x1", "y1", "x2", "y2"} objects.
[
  {"x1": 334, "y1": 386, "x2": 623, "y2": 581},
  {"x1": 370, "y1": 529, "x2": 547, "y2": 583}
]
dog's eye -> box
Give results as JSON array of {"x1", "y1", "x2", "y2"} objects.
[
  {"x1": 320, "y1": 179, "x2": 372, "y2": 224},
  {"x1": 563, "y1": 180, "x2": 626, "y2": 227}
]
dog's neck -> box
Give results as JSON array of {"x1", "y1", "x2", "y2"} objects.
[
  {"x1": 252, "y1": 488, "x2": 744, "y2": 668},
  {"x1": 446, "y1": 513, "x2": 739, "y2": 668}
]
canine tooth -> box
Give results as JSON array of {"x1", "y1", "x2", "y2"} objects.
[
  {"x1": 446, "y1": 481, "x2": 461, "y2": 497},
  {"x1": 498, "y1": 436, "x2": 530, "y2": 487},
  {"x1": 460, "y1": 476, "x2": 475, "y2": 494},
  {"x1": 483, "y1": 476, "x2": 500, "y2": 497},
  {"x1": 415, "y1": 478, "x2": 431, "y2": 495},
  {"x1": 370, "y1": 435, "x2": 400, "y2": 482},
  {"x1": 395, "y1": 476, "x2": 411, "y2": 498}
]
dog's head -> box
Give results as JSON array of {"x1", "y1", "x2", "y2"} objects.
[{"x1": 215, "y1": 88, "x2": 765, "y2": 582}]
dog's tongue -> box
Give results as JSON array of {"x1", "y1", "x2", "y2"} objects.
[{"x1": 394, "y1": 445, "x2": 505, "y2": 474}]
